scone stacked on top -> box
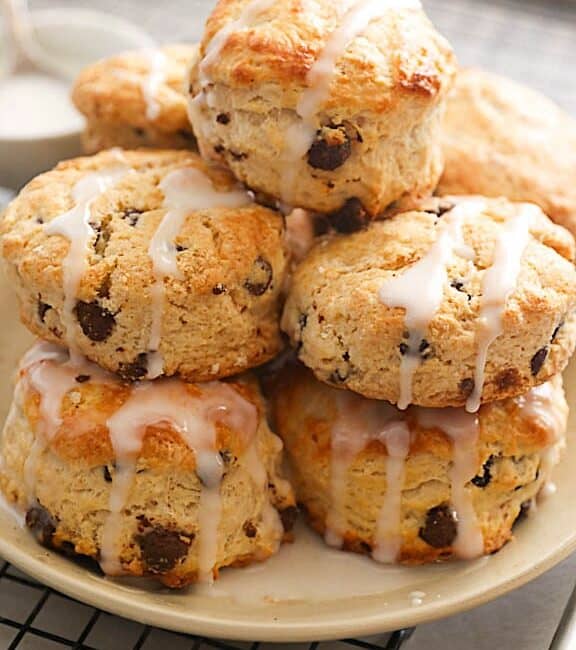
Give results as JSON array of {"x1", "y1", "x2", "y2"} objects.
[
  {"x1": 276, "y1": 195, "x2": 576, "y2": 562},
  {"x1": 0, "y1": 0, "x2": 575, "y2": 584},
  {"x1": 0, "y1": 149, "x2": 296, "y2": 587}
]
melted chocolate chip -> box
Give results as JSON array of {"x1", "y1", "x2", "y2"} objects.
[
  {"x1": 103, "y1": 466, "x2": 112, "y2": 482},
  {"x1": 216, "y1": 112, "x2": 231, "y2": 125},
  {"x1": 495, "y1": 367, "x2": 520, "y2": 390},
  {"x1": 121, "y1": 209, "x2": 142, "y2": 226},
  {"x1": 75, "y1": 301, "x2": 116, "y2": 342},
  {"x1": 38, "y1": 299, "x2": 52, "y2": 323},
  {"x1": 26, "y1": 505, "x2": 57, "y2": 546},
  {"x1": 212, "y1": 283, "x2": 226, "y2": 295},
  {"x1": 530, "y1": 347, "x2": 548, "y2": 376},
  {"x1": 307, "y1": 124, "x2": 352, "y2": 171},
  {"x1": 329, "y1": 368, "x2": 349, "y2": 383},
  {"x1": 243, "y1": 521, "x2": 257, "y2": 538},
  {"x1": 551, "y1": 321, "x2": 564, "y2": 342},
  {"x1": 471, "y1": 455, "x2": 495, "y2": 488},
  {"x1": 419, "y1": 504, "x2": 457, "y2": 548},
  {"x1": 328, "y1": 198, "x2": 368, "y2": 234},
  {"x1": 280, "y1": 505, "x2": 298, "y2": 533},
  {"x1": 136, "y1": 526, "x2": 192, "y2": 574},
  {"x1": 75, "y1": 374, "x2": 90, "y2": 383},
  {"x1": 117, "y1": 353, "x2": 148, "y2": 382},
  {"x1": 459, "y1": 377, "x2": 475, "y2": 398},
  {"x1": 244, "y1": 256, "x2": 273, "y2": 296}
]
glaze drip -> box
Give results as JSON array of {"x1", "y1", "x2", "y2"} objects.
[
  {"x1": 142, "y1": 49, "x2": 167, "y2": 121},
  {"x1": 44, "y1": 154, "x2": 130, "y2": 355},
  {"x1": 146, "y1": 166, "x2": 252, "y2": 378},
  {"x1": 466, "y1": 204, "x2": 539, "y2": 412},
  {"x1": 379, "y1": 200, "x2": 481, "y2": 409}
]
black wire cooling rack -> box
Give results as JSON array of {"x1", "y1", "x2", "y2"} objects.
[{"x1": 1, "y1": 0, "x2": 576, "y2": 648}]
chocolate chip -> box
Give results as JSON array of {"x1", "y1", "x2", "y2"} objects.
[
  {"x1": 243, "y1": 521, "x2": 257, "y2": 538},
  {"x1": 433, "y1": 200, "x2": 454, "y2": 217},
  {"x1": 329, "y1": 368, "x2": 349, "y2": 383},
  {"x1": 117, "y1": 353, "x2": 148, "y2": 382},
  {"x1": 121, "y1": 209, "x2": 142, "y2": 226},
  {"x1": 244, "y1": 256, "x2": 273, "y2": 296},
  {"x1": 419, "y1": 339, "x2": 431, "y2": 355},
  {"x1": 459, "y1": 378, "x2": 475, "y2": 398},
  {"x1": 219, "y1": 449, "x2": 233, "y2": 465},
  {"x1": 551, "y1": 321, "x2": 564, "y2": 342},
  {"x1": 531, "y1": 347, "x2": 548, "y2": 376},
  {"x1": 214, "y1": 144, "x2": 225, "y2": 155},
  {"x1": 328, "y1": 198, "x2": 368, "y2": 234},
  {"x1": 216, "y1": 113, "x2": 231, "y2": 125},
  {"x1": 230, "y1": 150, "x2": 248, "y2": 161},
  {"x1": 36, "y1": 216, "x2": 44, "y2": 224},
  {"x1": 399, "y1": 342, "x2": 409, "y2": 356},
  {"x1": 471, "y1": 455, "x2": 495, "y2": 488},
  {"x1": 97, "y1": 275, "x2": 112, "y2": 300},
  {"x1": 103, "y1": 466, "x2": 112, "y2": 482},
  {"x1": 212, "y1": 283, "x2": 226, "y2": 295},
  {"x1": 342, "y1": 351, "x2": 350, "y2": 362},
  {"x1": 75, "y1": 374, "x2": 90, "y2": 383},
  {"x1": 26, "y1": 505, "x2": 57, "y2": 546},
  {"x1": 38, "y1": 299, "x2": 51, "y2": 323},
  {"x1": 136, "y1": 526, "x2": 192, "y2": 574},
  {"x1": 175, "y1": 244, "x2": 187, "y2": 252},
  {"x1": 298, "y1": 313, "x2": 308, "y2": 330},
  {"x1": 75, "y1": 301, "x2": 116, "y2": 342},
  {"x1": 495, "y1": 367, "x2": 520, "y2": 390},
  {"x1": 419, "y1": 504, "x2": 457, "y2": 548},
  {"x1": 280, "y1": 505, "x2": 298, "y2": 533},
  {"x1": 307, "y1": 124, "x2": 352, "y2": 171}
]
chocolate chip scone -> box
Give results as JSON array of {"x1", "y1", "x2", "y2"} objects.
[
  {"x1": 187, "y1": 0, "x2": 456, "y2": 221},
  {"x1": 439, "y1": 67, "x2": 576, "y2": 236},
  {"x1": 0, "y1": 343, "x2": 296, "y2": 587},
  {"x1": 271, "y1": 363, "x2": 567, "y2": 563},
  {"x1": 1, "y1": 149, "x2": 288, "y2": 381},
  {"x1": 72, "y1": 45, "x2": 197, "y2": 153},
  {"x1": 282, "y1": 196, "x2": 576, "y2": 408}
]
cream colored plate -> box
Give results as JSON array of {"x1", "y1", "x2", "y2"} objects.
[{"x1": 1, "y1": 272, "x2": 575, "y2": 642}]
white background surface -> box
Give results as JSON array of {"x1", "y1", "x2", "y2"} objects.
[{"x1": 1, "y1": 1, "x2": 575, "y2": 648}]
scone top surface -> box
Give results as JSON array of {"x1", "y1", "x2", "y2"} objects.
[
  {"x1": 272, "y1": 363, "x2": 567, "y2": 563},
  {"x1": 439, "y1": 67, "x2": 576, "y2": 235},
  {"x1": 196, "y1": 0, "x2": 453, "y2": 113},
  {"x1": 72, "y1": 45, "x2": 197, "y2": 152},
  {"x1": 282, "y1": 196, "x2": 576, "y2": 407},
  {"x1": 188, "y1": 0, "x2": 456, "y2": 216},
  {"x1": 1, "y1": 149, "x2": 288, "y2": 382}
]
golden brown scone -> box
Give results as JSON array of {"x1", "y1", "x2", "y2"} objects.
[
  {"x1": 282, "y1": 196, "x2": 576, "y2": 407},
  {"x1": 0, "y1": 343, "x2": 296, "y2": 588},
  {"x1": 73, "y1": 45, "x2": 197, "y2": 153},
  {"x1": 439, "y1": 68, "x2": 576, "y2": 236},
  {"x1": 1, "y1": 149, "x2": 288, "y2": 382},
  {"x1": 187, "y1": 0, "x2": 456, "y2": 220},
  {"x1": 271, "y1": 363, "x2": 567, "y2": 564}
]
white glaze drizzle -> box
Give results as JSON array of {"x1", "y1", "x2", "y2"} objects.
[
  {"x1": 17, "y1": 342, "x2": 114, "y2": 501},
  {"x1": 281, "y1": 0, "x2": 421, "y2": 201},
  {"x1": 416, "y1": 408, "x2": 484, "y2": 559},
  {"x1": 326, "y1": 390, "x2": 409, "y2": 562},
  {"x1": 515, "y1": 380, "x2": 568, "y2": 497},
  {"x1": 142, "y1": 49, "x2": 167, "y2": 121},
  {"x1": 189, "y1": 0, "x2": 276, "y2": 145},
  {"x1": 100, "y1": 378, "x2": 258, "y2": 581},
  {"x1": 372, "y1": 421, "x2": 411, "y2": 563},
  {"x1": 466, "y1": 204, "x2": 540, "y2": 412},
  {"x1": 379, "y1": 200, "x2": 481, "y2": 409},
  {"x1": 44, "y1": 154, "x2": 130, "y2": 356},
  {"x1": 146, "y1": 167, "x2": 252, "y2": 378}
]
